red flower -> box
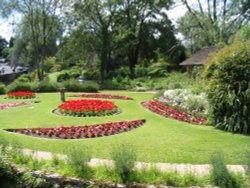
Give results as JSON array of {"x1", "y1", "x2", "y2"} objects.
[
  {"x1": 7, "y1": 91, "x2": 35, "y2": 99},
  {"x1": 8, "y1": 119, "x2": 146, "y2": 139},
  {"x1": 71, "y1": 93, "x2": 133, "y2": 100},
  {"x1": 57, "y1": 99, "x2": 118, "y2": 117},
  {"x1": 142, "y1": 100, "x2": 206, "y2": 125}
]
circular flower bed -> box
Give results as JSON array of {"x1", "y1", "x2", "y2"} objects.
[
  {"x1": 6, "y1": 119, "x2": 146, "y2": 139},
  {"x1": 7, "y1": 91, "x2": 36, "y2": 99},
  {"x1": 142, "y1": 100, "x2": 206, "y2": 125},
  {"x1": 56, "y1": 99, "x2": 119, "y2": 117},
  {"x1": 71, "y1": 93, "x2": 134, "y2": 100}
]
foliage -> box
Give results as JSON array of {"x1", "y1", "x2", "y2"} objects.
[
  {"x1": 178, "y1": 0, "x2": 250, "y2": 51},
  {"x1": 6, "y1": 81, "x2": 35, "y2": 92},
  {"x1": 43, "y1": 56, "x2": 61, "y2": 73},
  {"x1": 233, "y1": 25, "x2": 250, "y2": 43},
  {"x1": 60, "y1": 80, "x2": 99, "y2": 92},
  {"x1": 15, "y1": 74, "x2": 32, "y2": 83},
  {"x1": 210, "y1": 151, "x2": 238, "y2": 188},
  {"x1": 111, "y1": 144, "x2": 136, "y2": 185},
  {"x1": 57, "y1": 68, "x2": 81, "y2": 82},
  {"x1": 67, "y1": 146, "x2": 92, "y2": 178},
  {"x1": 0, "y1": 82, "x2": 5, "y2": 94},
  {"x1": 36, "y1": 81, "x2": 58, "y2": 93},
  {"x1": 204, "y1": 41, "x2": 250, "y2": 134}
]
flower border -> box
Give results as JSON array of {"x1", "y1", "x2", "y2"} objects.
[
  {"x1": 5, "y1": 119, "x2": 146, "y2": 139},
  {"x1": 142, "y1": 100, "x2": 206, "y2": 125},
  {"x1": 71, "y1": 93, "x2": 134, "y2": 100}
]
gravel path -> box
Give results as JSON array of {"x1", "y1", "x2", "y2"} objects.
[{"x1": 22, "y1": 149, "x2": 246, "y2": 176}]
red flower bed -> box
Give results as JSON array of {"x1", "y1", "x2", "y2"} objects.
[
  {"x1": 0, "y1": 101, "x2": 33, "y2": 110},
  {"x1": 72, "y1": 93, "x2": 134, "y2": 100},
  {"x1": 7, "y1": 91, "x2": 35, "y2": 99},
  {"x1": 6, "y1": 119, "x2": 146, "y2": 139},
  {"x1": 57, "y1": 99, "x2": 119, "y2": 117},
  {"x1": 142, "y1": 100, "x2": 206, "y2": 125}
]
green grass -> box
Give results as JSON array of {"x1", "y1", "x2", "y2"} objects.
[{"x1": 0, "y1": 91, "x2": 250, "y2": 164}]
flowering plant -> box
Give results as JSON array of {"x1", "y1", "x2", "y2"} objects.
[
  {"x1": 0, "y1": 101, "x2": 33, "y2": 110},
  {"x1": 142, "y1": 100, "x2": 206, "y2": 125},
  {"x1": 71, "y1": 93, "x2": 133, "y2": 100},
  {"x1": 57, "y1": 99, "x2": 119, "y2": 117},
  {"x1": 7, "y1": 119, "x2": 146, "y2": 139},
  {"x1": 7, "y1": 91, "x2": 36, "y2": 99}
]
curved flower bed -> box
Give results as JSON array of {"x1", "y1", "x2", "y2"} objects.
[
  {"x1": 6, "y1": 119, "x2": 146, "y2": 139},
  {"x1": 71, "y1": 93, "x2": 133, "y2": 100},
  {"x1": 142, "y1": 100, "x2": 206, "y2": 125},
  {"x1": 7, "y1": 91, "x2": 36, "y2": 99},
  {"x1": 57, "y1": 99, "x2": 119, "y2": 117},
  {"x1": 0, "y1": 101, "x2": 33, "y2": 110}
]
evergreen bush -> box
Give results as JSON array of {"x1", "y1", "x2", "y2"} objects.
[{"x1": 204, "y1": 41, "x2": 250, "y2": 134}]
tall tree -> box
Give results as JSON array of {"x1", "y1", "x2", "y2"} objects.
[
  {"x1": 72, "y1": 0, "x2": 117, "y2": 85},
  {"x1": 115, "y1": 0, "x2": 173, "y2": 78},
  {"x1": 1, "y1": 0, "x2": 65, "y2": 80},
  {"x1": 178, "y1": 0, "x2": 250, "y2": 51}
]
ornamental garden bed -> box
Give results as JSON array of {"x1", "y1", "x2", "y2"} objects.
[
  {"x1": 7, "y1": 91, "x2": 36, "y2": 99},
  {"x1": 71, "y1": 93, "x2": 134, "y2": 100},
  {"x1": 142, "y1": 100, "x2": 206, "y2": 125},
  {"x1": 54, "y1": 99, "x2": 120, "y2": 117},
  {"x1": 5, "y1": 119, "x2": 145, "y2": 139},
  {"x1": 0, "y1": 101, "x2": 34, "y2": 110}
]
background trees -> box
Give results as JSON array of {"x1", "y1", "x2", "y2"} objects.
[{"x1": 178, "y1": 0, "x2": 250, "y2": 52}]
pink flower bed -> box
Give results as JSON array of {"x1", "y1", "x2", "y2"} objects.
[
  {"x1": 0, "y1": 101, "x2": 33, "y2": 110},
  {"x1": 142, "y1": 100, "x2": 206, "y2": 125},
  {"x1": 6, "y1": 119, "x2": 146, "y2": 139},
  {"x1": 71, "y1": 93, "x2": 133, "y2": 100}
]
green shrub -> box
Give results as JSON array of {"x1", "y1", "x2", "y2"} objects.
[
  {"x1": 111, "y1": 144, "x2": 136, "y2": 185},
  {"x1": 6, "y1": 81, "x2": 36, "y2": 92},
  {"x1": 210, "y1": 151, "x2": 237, "y2": 188},
  {"x1": 60, "y1": 80, "x2": 99, "y2": 92},
  {"x1": 36, "y1": 82, "x2": 58, "y2": 92},
  {"x1": 204, "y1": 41, "x2": 250, "y2": 134},
  {"x1": 15, "y1": 74, "x2": 32, "y2": 82},
  {"x1": 0, "y1": 82, "x2": 5, "y2": 94},
  {"x1": 233, "y1": 25, "x2": 250, "y2": 43},
  {"x1": 67, "y1": 147, "x2": 92, "y2": 178}
]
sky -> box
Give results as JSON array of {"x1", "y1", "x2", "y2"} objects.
[{"x1": 0, "y1": 3, "x2": 188, "y2": 42}]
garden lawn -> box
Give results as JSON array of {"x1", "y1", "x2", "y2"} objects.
[{"x1": 0, "y1": 91, "x2": 249, "y2": 164}]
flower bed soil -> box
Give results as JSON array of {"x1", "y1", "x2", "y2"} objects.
[
  {"x1": 71, "y1": 93, "x2": 134, "y2": 100},
  {"x1": 142, "y1": 100, "x2": 206, "y2": 125},
  {"x1": 5, "y1": 119, "x2": 146, "y2": 139}
]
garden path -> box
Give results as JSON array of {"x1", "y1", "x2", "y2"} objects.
[{"x1": 22, "y1": 148, "x2": 246, "y2": 176}]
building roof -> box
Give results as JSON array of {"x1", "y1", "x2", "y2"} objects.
[{"x1": 179, "y1": 46, "x2": 221, "y2": 66}]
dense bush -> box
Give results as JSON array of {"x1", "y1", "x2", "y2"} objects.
[
  {"x1": 57, "y1": 68, "x2": 81, "y2": 82},
  {"x1": 233, "y1": 25, "x2": 250, "y2": 43},
  {"x1": 0, "y1": 83, "x2": 5, "y2": 94},
  {"x1": 204, "y1": 41, "x2": 250, "y2": 134},
  {"x1": 60, "y1": 80, "x2": 99, "y2": 92},
  {"x1": 6, "y1": 82, "x2": 35, "y2": 92},
  {"x1": 36, "y1": 82, "x2": 58, "y2": 92},
  {"x1": 15, "y1": 74, "x2": 32, "y2": 82}
]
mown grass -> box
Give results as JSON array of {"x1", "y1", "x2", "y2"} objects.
[{"x1": 0, "y1": 91, "x2": 250, "y2": 164}]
